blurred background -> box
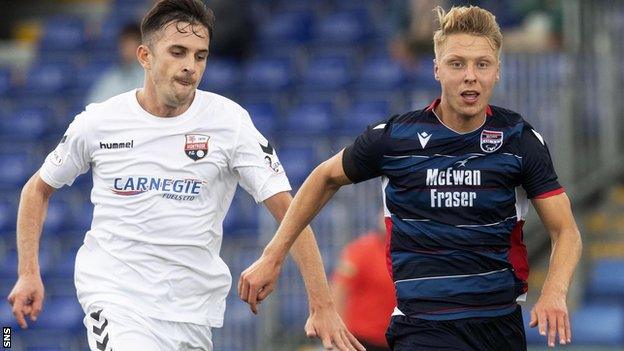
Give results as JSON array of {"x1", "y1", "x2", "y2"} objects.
[{"x1": 0, "y1": 0, "x2": 623, "y2": 350}]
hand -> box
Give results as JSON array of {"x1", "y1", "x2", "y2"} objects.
[
  {"x1": 238, "y1": 254, "x2": 283, "y2": 314},
  {"x1": 529, "y1": 291, "x2": 571, "y2": 347},
  {"x1": 7, "y1": 274, "x2": 45, "y2": 329},
  {"x1": 304, "y1": 305, "x2": 366, "y2": 351}
]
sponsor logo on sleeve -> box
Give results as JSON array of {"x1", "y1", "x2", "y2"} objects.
[{"x1": 259, "y1": 141, "x2": 283, "y2": 174}]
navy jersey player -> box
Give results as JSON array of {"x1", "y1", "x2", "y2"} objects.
[{"x1": 239, "y1": 5, "x2": 582, "y2": 350}]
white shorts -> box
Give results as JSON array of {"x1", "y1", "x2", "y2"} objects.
[{"x1": 83, "y1": 303, "x2": 213, "y2": 351}]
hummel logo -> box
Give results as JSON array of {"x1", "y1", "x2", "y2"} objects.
[{"x1": 418, "y1": 132, "x2": 432, "y2": 148}]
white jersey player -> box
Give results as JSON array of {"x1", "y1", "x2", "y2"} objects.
[{"x1": 7, "y1": 1, "x2": 364, "y2": 350}]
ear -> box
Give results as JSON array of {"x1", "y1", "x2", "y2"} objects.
[
  {"x1": 433, "y1": 58, "x2": 440, "y2": 81},
  {"x1": 495, "y1": 62, "x2": 500, "y2": 81},
  {"x1": 137, "y1": 44, "x2": 151, "y2": 70}
]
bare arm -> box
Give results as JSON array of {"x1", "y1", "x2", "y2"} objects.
[
  {"x1": 529, "y1": 192, "x2": 582, "y2": 347},
  {"x1": 8, "y1": 171, "x2": 56, "y2": 328},
  {"x1": 261, "y1": 151, "x2": 352, "y2": 263},
  {"x1": 238, "y1": 151, "x2": 363, "y2": 350}
]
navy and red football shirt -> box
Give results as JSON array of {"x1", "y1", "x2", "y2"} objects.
[{"x1": 342, "y1": 99, "x2": 564, "y2": 321}]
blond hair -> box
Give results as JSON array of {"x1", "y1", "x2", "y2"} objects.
[{"x1": 433, "y1": 6, "x2": 503, "y2": 58}]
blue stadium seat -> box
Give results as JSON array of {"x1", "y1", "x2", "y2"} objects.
[
  {"x1": 18, "y1": 330, "x2": 77, "y2": 351},
  {"x1": 312, "y1": 10, "x2": 370, "y2": 45},
  {"x1": 200, "y1": 59, "x2": 241, "y2": 94},
  {"x1": 0, "y1": 199, "x2": 16, "y2": 232},
  {"x1": 341, "y1": 100, "x2": 390, "y2": 134},
  {"x1": 42, "y1": 199, "x2": 71, "y2": 235},
  {"x1": 0, "y1": 150, "x2": 38, "y2": 190},
  {"x1": 71, "y1": 198, "x2": 94, "y2": 232},
  {"x1": 46, "y1": 248, "x2": 78, "y2": 279},
  {"x1": 31, "y1": 296, "x2": 84, "y2": 330},
  {"x1": 75, "y1": 60, "x2": 114, "y2": 91},
  {"x1": 0, "y1": 67, "x2": 11, "y2": 95},
  {"x1": 223, "y1": 191, "x2": 259, "y2": 235},
  {"x1": 0, "y1": 106, "x2": 52, "y2": 141},
  {"x1": 0, "y1": 298, "x2": 18, "y2": 328},
  {"x1": 572, "y1": 305, "x2": 624, "y2": 346},
  {"x1": 244, "y1": 101, "x2": 280, "y2": 136},
  {"x1": 39, "y1": 16, "x2": 87, "y2": 52},
  {"x1": 242, "y1": 57, "x2": 295, "y2": 92},
  {"x1": 586, "y1": 259, "x2": 624, "y2": 304},
  {"x1": 282, "y1": 101, "x2": 334, "y2": 135},
  {"x1": 0, "y1": 244, "x2": 54, "y2": 279},
  {"x1": 257, "y1": 10, "x2": 313, "y2": 46},
  {"x1": 299, "y1": 55, "x2": 353, "y2": 92},
  {"x1": 24, "y1": 62, "x2": 74, "y2": 95},
  {"x1": 277, "y1": 146, "x2": 316, "y2": 187},
  {"x1": 354, "y1": 55, "x2": 408, "y2": 91}
]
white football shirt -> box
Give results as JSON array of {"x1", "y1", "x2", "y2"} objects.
[{"x1": 40, "y1": 89, "x2": 291, "y2": 326}]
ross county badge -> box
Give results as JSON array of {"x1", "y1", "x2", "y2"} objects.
[
  {"x1": 480, "y1": 130, "x2": 503, "y2": 153},
  {"x1": 184, "y1": 134, "x2": 210, "y2": 161}
]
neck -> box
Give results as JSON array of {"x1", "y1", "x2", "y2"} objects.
[
  {"x1": 435, "y1": 100, "x2": 486, "y2": 133},
  {"x1": 136, "y1": 86, "x2": 194, "y2": 118}
]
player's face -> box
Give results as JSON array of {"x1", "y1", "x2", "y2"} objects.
[
  {"x1": 434, "y1": 33, "x2": 500, "y2": 119},
  {"x1": 144, "y1": 22, "x2": 209, "y2": 107}
]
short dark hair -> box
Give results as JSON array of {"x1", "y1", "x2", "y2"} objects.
[{"x1": 141, "y1": 0, "x2": 215, "y2": 45}]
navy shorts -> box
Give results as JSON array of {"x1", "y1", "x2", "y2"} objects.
[{"x1": 386, "y1": 305, "x2": 527, "y2": 351}]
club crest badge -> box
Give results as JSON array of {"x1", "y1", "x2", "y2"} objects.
[
  {"x1": 480, "y1": 130, "x2": 503, "y2": 153},
  {"x1": 184, "y1": 134, "x2": 209, "y2": 161}
]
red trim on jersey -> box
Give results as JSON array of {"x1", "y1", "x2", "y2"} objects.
[
  {"x1": 425, "y1": 98, "x2": 493, "y2": 116},
  {"x1": 533, "y1": 187, "x2": 565, "y2": 199},
  {"x1": 509, "y1": 220, "x2": 529, "y2": 292},
  {"x1": 426, "y1": 98, "x2": 441, "y2": 111},
  {"x1": 384, "y1": 216, "x2": 394, "y2": 281}
]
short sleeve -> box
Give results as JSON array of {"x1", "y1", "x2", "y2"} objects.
[
  {"x1": 231, "y1": 111, "x2": 291, "y2": 203},
  {"x1": 342, "y1": 121, "x2": 389, "y2": 183},
  {"x1": 519, "y1": 124, "x2": 562, "y2": 198},
  {"x1": 39, "y1": 112, "x2": 91, "y2": 188}
]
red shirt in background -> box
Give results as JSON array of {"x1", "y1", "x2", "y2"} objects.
[{"x1": 332, "y1": 232, "x2": 396, "y2": 347}]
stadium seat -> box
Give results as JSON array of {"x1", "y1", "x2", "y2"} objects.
[
  {"x1": 244, "y1": 101, "x2": 280, "y2": 137},
  {"x1": 0, "y1": 298, "x2": 17, "y2": 328},
  {"x1": 24, "y1": 61, "x2": 74, "y2": 95},
  {"x1": 298, "y1": 55, "x2": 353, "y2": 92},
  {"x1": 0, "y1": 150, "x2": 38, "y2": 190},
  {"x1": 586, "y1": 259, "x2": 624, "y2": 304},
  {"x1": 223, "y1": 191, "x2": 259, "y2": 235},
  {"x1": 242, "y1": 57, "x2": 295, "y2": 92},
  {"x1": 39, "y1": 16, "x2": 87, "y2": 52},
  {"x1": 0, "y1": 199, "x2": 16, "y2": 232},
  {"x1": 42, "y1": 198, "x2": 72, "y2": 235},
  {"x1": 200, "y1": 59, "x2": 241, "y2": 95},
  {"x1": 572, "y1": 305, "x2": 624, "y2": 346},
  {"x1": 75, "y1": 60, "x2": 114, "y2": 91},
  {"x1": 0, "y1": 106, "x2": 52, "y2": 141},
  {"x1": 276, "y1": 145, "x2": 317, "y2": 187},
  {"x1": 0, "y1": 244, "x2": 54, "y2": 279},
  {"x1": 340, "y1": 100, "x2": 390, "y2": 134},
  {"x1": 31, "y1": 295, "x2": 84, "y2": 330},
  {"x1": 257, "y1": 10, "x2": 313, "y2": 46},
  {"x1": 0, "y1": 67, "x2": 11, "y2": 96},
  {"x1": 354, "y1": 55, "x2": 408, "y2": 91},
  {"x1": 282, "y1": 101, "x2": 334, "y2": 135},
  {"x1": 71, "y1": 197, "x2": 94, "y2": 232},
  {"x1": 312, "y1": 10, "x2": 370, "y2": 45}
]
